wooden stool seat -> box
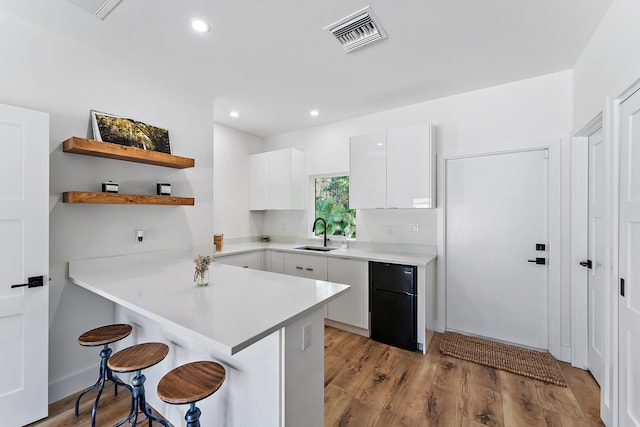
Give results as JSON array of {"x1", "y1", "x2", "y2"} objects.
[
  {"x1": 78, "y1": 323, "x2": 132, "y2": 346},
  {"x1": 74, "y1": 324, "x2": 133, "y2": 427},
  {"x1": 108, "y1": 342, "x2": 169, "y2": 373},
  {"x1": 157, "y1": 361, "x2": 226, "y2": 405},
  {"x1": 108, "y1": 342, "x2": 171, "y2": 427}
]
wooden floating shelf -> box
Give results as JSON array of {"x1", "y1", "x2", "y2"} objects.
[
  {"x1": 63, "y1": 191, "x2": 195, "y2": 206},
  {"x1": 63, "y1": 137, "x2": 195, "y2": 169}
]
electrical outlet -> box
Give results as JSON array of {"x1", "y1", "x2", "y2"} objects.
[
  {"x1": 302, "y1": 324, "x2": 312, "y2": 351},
  {"x1": 409, "y1": 223, "x2": 419, "y2": 232}
]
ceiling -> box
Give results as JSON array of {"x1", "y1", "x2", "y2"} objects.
[{"x1": 0, "y1": 0, "x2": 612, "y2": 137}]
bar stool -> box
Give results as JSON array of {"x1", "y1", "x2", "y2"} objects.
[
  {"x1": 75, "y1": 324, "x2": 133, "y2": 427},
  {"x1": 108, "y1": 342, "x2": 170, "y2": 427},
  {"x1": 157, "y1": 361, "x2": 226, "y2": 427}
]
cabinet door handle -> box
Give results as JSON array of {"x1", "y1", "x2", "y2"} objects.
[
  {"x1": 296, "y1": 266, "x2": 304, "y2": 270},
  {"x1": 306, "y1": 268, "x2": 314, "y2": 271}
]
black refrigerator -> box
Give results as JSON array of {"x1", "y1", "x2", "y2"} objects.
[{"x1": 369, "y1": 261, "x2": 417, "y2": 351}]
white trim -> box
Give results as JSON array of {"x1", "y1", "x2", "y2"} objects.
[
  {"x1": 608, "y1": 96, "x2": 620, "y2": 427},
  {"x1": 569, "y1": 112, "x2": 603, "y2": 369},
  {"x1": 619, "y1": 76, "x2": 640, "y2": 104},
  {"x1": 441, "y1": 143, "x2": 563, "y2": 359},
  {"x1": 569, "y1": 135, "x2": 589, "y2": 369}
]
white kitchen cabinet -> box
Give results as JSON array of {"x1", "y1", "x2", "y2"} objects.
[
  {"x1": 215, "y1": 251, "x2": 263, "y2": 270},
  {"x1": 387, "y1": 124, "x2": 436, "y2": 208},
  {"x1": 265, "y1": 250, "x2": 285, "y2": 274},
  {"x1": 249, "y1": 148, "x2": 305, "y2": 210},
  {"x1": 249, "y1": 152, "x2": 269, "y2": 210},
  {"x1": 283, "y1": 252, "x2": 327, "y2": 280},
  {"x1": 327, "y1": 258, "x2": 367, "y2": 329},
  {"x1": 349, "y1": 124, "x2": 436, "y2": 209},
  {"x1": 349, "y1": 132, "x2": 386, "y2": 209}
]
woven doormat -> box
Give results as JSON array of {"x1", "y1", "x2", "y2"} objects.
[{"x1": 439, "y1": 332, "x2": 567, "y2": 387}]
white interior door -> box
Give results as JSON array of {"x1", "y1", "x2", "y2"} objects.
[
  {"x1": 618, "y1": 88, "x2": 640, "y2": 427},
  {"x1": 0, "y1": 103, "x2": 49, "y2": 425},
  {"x1": 587, "y1": 128, "x2": 606, "y2": 386},
  {"x1": 446, "y1": 149, "x2": 549, "y2": 349}
]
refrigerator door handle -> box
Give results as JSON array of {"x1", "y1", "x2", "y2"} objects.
[{"x1": 375, "y1": 288, "x2": 415, "y2": 297}]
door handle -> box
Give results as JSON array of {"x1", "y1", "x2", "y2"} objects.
[
  {"x1": 528, "y1": 258, "x2": 546, "y2": 265},
  {"x1": 11, "y1": 275, "x2": 44, "y2": 288},
  {"x1": 579, "y1": 260, "x2": 592, "y2": 269}
]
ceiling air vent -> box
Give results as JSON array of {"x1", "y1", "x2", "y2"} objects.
[
  {"x1": 324, "y1": 6, "x2": 388, "y2": 53},
  {"x1": 66, "y1": 0, "x2": 124, "y2": 20}
]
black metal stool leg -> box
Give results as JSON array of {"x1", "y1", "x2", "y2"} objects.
[
  {"x1": 75, "y1": 344, "x2": 118, "y2": 426},
  {"x1": 114, "y1": 371, "x2": 170, "y2": 427},
  {"x1": 185, "y1": 402, "x2": 202, "y2": 427}
]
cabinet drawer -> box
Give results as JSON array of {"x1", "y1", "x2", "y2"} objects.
[
  {"x1": 215, "y1": 251, "x2": 263, "y2": 270},
  {"x1": 283, "y1": 253, "x2": 327, "y2": 280}
]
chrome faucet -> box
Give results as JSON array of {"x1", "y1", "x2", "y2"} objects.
[{"x1": 312, "y1": 218, "x2": 327, "y2": 247}]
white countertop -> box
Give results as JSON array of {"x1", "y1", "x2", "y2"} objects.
[
  {"x1": 69, "y1": 250, "x2": 349, "y2": 355},
  {"x1": 215, "y1": 242, "x2": 437, "y2": 267}
]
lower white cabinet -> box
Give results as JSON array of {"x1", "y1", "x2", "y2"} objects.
[
  {"x1": 327, "y1": 258, "x2": 368, "y2": 329},
  {"x1": 264, "y1": 250, "x2": 285, "y2": 274},
  {"x1": 215, "y1": 251, "x2": 263, "y2": 270},
  {"x1": 283, "y1": 253, "x2": 327, "y2": 280}
]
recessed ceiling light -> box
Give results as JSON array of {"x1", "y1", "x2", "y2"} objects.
[
  {"x1": 230, "y1": 111, "x2": 239, "y2": 118},
  {"x1": 190, "y1": 19, "x2": 210, "y2": 33},
  {"x1": 310, "y1": 110, "x2": 319, "y2": 117}
]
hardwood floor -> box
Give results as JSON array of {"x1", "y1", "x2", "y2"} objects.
[
  {"x1": 29, "y1": 327, "x2": 603, "y2": 426},
  {"x1": 324, "y1": 327, "x2": 604, "y2": 427},
  {"x1": 28, "y1": 384, "x2": 173, "y2": 427}
]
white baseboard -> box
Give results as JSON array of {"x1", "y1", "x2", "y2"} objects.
[
  {"x1": 559, "y1": 344, "x2": 572, "y2": 363},
  {"x1": 48, "y1": 365, "x2": 96, "y2": 404},
  {"x1": 324, "y1": 319, "x2": 369, "y2": 337}
]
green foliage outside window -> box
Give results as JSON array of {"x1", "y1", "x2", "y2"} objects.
[{"x1": 315, "y1": 176, "x2": 356, "y2": 238}]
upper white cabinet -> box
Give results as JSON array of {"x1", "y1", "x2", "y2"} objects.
[
  {"x1": 387, "y1": 124, "x2": 436, "y2": 208},
  {"x1": 249, "y1": 148, "x2": 305, "y2": 210},
  {"x1": 350, "y1": 124, "x2": 436, "y2": 209},
  {"x1": 349, "y1": 132, "x2": 387, "y2": 209},
  {"x1": 248, "y1": 152, "x2": 269, "y2": 210}
]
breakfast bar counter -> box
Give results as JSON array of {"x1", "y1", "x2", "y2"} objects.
[{"x1": 69, "y1": 249, "x2": 349, "y2": 427}]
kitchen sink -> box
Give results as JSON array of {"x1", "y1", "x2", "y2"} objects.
[{"x1": 294, "y1": 245, "x2": 338, "y2": 252}]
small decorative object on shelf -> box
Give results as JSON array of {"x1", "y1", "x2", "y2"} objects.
[
  {"x1": 156, "y1": 183, "x2": 171, "y2": 196},
  {"x1": 101, "y1": 181, "x2": 119, "y2": 193},
  {"x1": 193, "y1": 254, "x2": 212, "y2": 287},
  {"x1": 214, "y1": 234, "x2": 223, "y2": 252}
]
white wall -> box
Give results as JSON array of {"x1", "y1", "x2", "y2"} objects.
[
  {"x1": 263, "y1": 70, "x2": 573, "y2": 357},
  {"x1": 213, "y1": 123, "x2": 264, "y2": 239},
  {"x1": 263, "y1": 70, "x2": 572, "y2": 246},
  {"x1": 0, "y1": 10, "x2": 214, "y2": 402},
  {"x1": 573, "y1": 0, "x2": 640, "y2": 128}
]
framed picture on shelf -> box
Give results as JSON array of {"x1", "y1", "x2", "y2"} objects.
[{"x1": 90, "y1": 110, "x2": 172, "y2": 154}]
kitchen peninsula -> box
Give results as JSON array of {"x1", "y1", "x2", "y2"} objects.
[{"x1": 69, "y1": 249, "x2": 349, "y2": 427}]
